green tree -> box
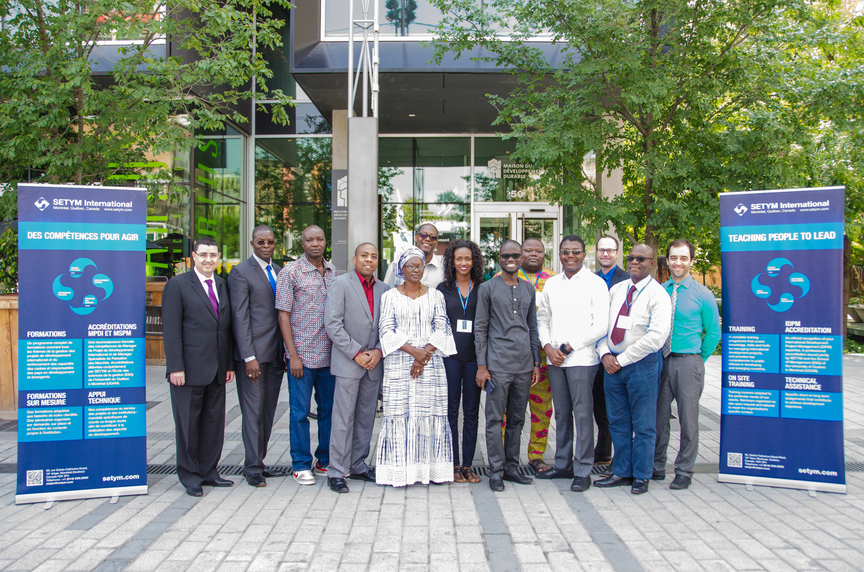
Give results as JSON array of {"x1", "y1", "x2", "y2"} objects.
[
  {"x1": 430, "y1": 0, "x2": 863, "y2": 263},
  {"x1": 386, "y1": 0, "x2": 418, "y2": 36},
  {"x1": 0, "y1": 0, "x2": 292, "y2": 218}
]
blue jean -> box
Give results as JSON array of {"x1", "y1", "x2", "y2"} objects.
[
  {"x1": 288, "y1": 364, "x2": 335, "y2": 471},
  {"x1": 604, "y1": 351, "x2": 661, "y2": 480},
  {"x1": 443, "y1": 358, "x2": 481, "y2": 467}
]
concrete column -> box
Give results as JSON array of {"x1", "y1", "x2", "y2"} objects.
[
  {"x1": 598, "y1": 166, "x2": 626, "y2": 265},
  {"x1": 331, "y1": 110, "x2": 350, "y2": 272},
  {"x1": 332, "y1": 110, "x2": 348, "y2": 170},
  {"x1": 347, "y1": 116, "x2": 379, "y2": 269}
]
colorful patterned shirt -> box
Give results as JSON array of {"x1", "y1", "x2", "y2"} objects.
[{"x1": 275, "y1": 254, "x2": 338, "y2": 368}]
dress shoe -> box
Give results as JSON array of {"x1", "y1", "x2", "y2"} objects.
[
  {"x1": 203, "y1": 477, "x2": 234, "y2": 487},
  {"x1": 670, "y1": 475, "x2": 691, "y2": 490},
  {"x1": 571, "y1": 476, "x2": 591, "y2": 492},
  {"x1": 185, "y1": 485, "x2": 203, "y2": 497},
  {"x1": 488, "y1": 474, "x2": 505, "y2": 491},
  {"x1": 535, "y1": 467, "x2": 574, "y2": 480},
  {"x1": 263, "y1": 467, "x2": 288, "y2": 478},
  {"x1": 652, "y1": 470, "x2": 666, "y2": 481},
  {"x1": 245, "y1": 473, "x2": 266, "y2": 487},
  {"x1": 328, "y1": 477, "x2": 350, "y2": 493},
  {"x1": 503, "y1": 471, "x2": 533, "y2": 485},
  {"x1": 631, "y1": 479, "x2": 649, "y2": 494},
  {"x1": 594, "y1": 475, "x2": 633, "y2": 488},
  {"x1": 348, "y1": 468, "x2": 376, "y2": 482}
]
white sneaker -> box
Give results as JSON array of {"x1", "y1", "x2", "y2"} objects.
[{"x1": 293, "y1": 470, "x2": 315, "y2": 486}]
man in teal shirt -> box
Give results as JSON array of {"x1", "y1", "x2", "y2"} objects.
[{"x1": 653, "y1": 239, "x2": 720, "y2": 490}]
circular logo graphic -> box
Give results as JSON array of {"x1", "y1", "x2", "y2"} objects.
[
  {"x1": 750, "y1": 257, "x2": 810, "y2": 312},
  {"x1": 52, "y1": 258, "x2": 114, "y2": 315}
]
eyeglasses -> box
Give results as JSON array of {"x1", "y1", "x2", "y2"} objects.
[
  {"x1": 417, "y1": 232, "x2": 438, "y2": 241},
  {"x1": 254, "y1": 240, "x2": 276, "y2": 246},
  {"x1": 626, "y1": 255, "x2": 654, "y2": 263},
  {"x1": 194, "y1": 252, "x2": 219, "y2": 260},
  {"x1": 499, "y1": 253, "x2": 522, "y2": 260},
  {"x1": 597, "y1": 248, "x2": 617, "y2": 254},
  {"x1": 402, "y1": 264, "x2": 425, "y2": 271},
  {"x1": 560, "y1": 249, "x2": 584, "y2": 256}
]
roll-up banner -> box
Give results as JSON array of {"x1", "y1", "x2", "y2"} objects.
[
  {"x1": 719, "y1": 186, "x2": 846, "y2": 494},
  {"x1": 16, "y1": 183, "x2": 148, "y2": 504}
]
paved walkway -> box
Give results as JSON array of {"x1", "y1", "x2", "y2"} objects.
[{"x1": 0, "y1": 355, "x2": 863, "y2": 571}]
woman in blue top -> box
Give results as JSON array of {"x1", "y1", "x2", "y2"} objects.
[{"x1": 437, "y1": 239, "x2": 485, "y2": 483}]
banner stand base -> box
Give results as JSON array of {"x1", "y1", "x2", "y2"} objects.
[
  {"x1": 16, "y1": 485, "x2": 148, "y2": 505},
  {"x1": 719, "y1": 473, "x2": 846, "y2": 494}
]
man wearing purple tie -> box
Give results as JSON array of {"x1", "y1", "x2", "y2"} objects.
[
  {"x1": 594, "y1": 244, "x2": 671, "y2": 495},
  {"x1": 162, "y1": 237, "x2": 236, "y2": 497}
]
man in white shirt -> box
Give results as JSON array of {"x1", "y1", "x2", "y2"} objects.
[
  {"x1": 594, "y1": 244, "x2": 671, "y2": 495},
  {"x1": 535, "y1": 235, "x2": 610, "y2": 492},
  {"x1": 384, "y1": 223, "x2": 444, "y2": 288}
]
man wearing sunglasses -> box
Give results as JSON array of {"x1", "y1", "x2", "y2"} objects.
[
  {"x1": 228, "y1": 225, "x2": 287, "y2": 487},
  {"x1": 535, "y1": 235, "x2": 610, "y2": 492},
  {"x1": 595, "y1": 244, "x2": 671, "y2": 495},
  {"x1": 653, "y1": 239, "x2": 720, "y2": 490},
  {"x1": 475, "y1": 240, "x2": 541, "y2": 492},
  {"x1": 592, "y1": 235, "x2": 630, "y2": 472},
  {"x1": 384, "y1": 223, "x2": 444, "y2": 288}
]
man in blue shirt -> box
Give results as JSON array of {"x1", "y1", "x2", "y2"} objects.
[{"x1": 653, "y1": 239, "x2": 721, "y2": 490}]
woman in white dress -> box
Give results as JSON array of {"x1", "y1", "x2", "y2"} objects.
[{"x1": 376, "y1": 247, "x2": 458, "y2": 487}]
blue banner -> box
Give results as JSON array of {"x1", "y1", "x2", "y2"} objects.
[
  {"x1": 719, "y1": 187, "x2": 846, "y2": 493},
  {"x1": 16, "y1": 184, "x2": 148, "y2": 504}
]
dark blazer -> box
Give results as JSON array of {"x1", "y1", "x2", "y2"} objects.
[
  {"x1": 162, "y1": 270, "x2": 234, "y2": 386},
  {"x1": 325, "y1": 271, "x2": 390, "y2": 380},
  {"x1": 596, "y1": 265, "x2": 630, "y2": 290},
  {"x1": 228, "y1": 256, "x2": 283, "y2": 364}
]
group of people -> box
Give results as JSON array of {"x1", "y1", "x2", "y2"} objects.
[{"x1": 161, "y1": 221, "x2": 719, "y2": 498}]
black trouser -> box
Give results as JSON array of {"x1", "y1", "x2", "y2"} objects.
[
  {"x1": 592, "y1": 366, "x2": 612, "y2": 460},
  {"x1": 170, "y1": 377, "x2": 226, "y2": 489},
  {"x1": 444, "y1": 357, "x2": 481, "y2": 467}
]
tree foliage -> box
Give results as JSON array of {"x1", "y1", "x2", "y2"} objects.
[
  {"x1": 430, "y1": 0, "x2": 864, "y2": 266},
  {"x1": 0, "y1": 0, "x2": 292, "y2": 217}
]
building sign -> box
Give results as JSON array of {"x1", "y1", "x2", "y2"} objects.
[
  {"x1": 331, "y1": 170, "x2": 348, "y2": 273},
  {"x1": 719, "y1": 186, "x2": 846, "y2": 493},
  {"x1": 16, "y1": 184, "x2": 148, "y2": 504},
  {"x1": 484, "y1": 158, "x2": 547, "y2": 201}
]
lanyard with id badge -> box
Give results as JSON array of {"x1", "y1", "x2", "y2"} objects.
[{"x1": 456, "y1": 281, "x2": 473, "y2": 333}]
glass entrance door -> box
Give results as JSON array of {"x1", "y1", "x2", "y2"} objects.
[{"x1": 471, "y1": 204, "x2": 561, "y2": 274}]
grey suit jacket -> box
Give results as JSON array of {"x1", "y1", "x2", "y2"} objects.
[
  {"x1": 228, "y1": 256, "x2": 283, "y2": 365},
  {"x1": 325, "y1": 271, "x2": 390, "y2": 380}
]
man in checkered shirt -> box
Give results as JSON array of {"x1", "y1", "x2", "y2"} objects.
[{"x1": 276, "y1": 225, "x2": 338, "y2": 485}]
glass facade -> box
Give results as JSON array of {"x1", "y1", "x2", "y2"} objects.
[
  {"x1": 324, "y1": 0, "x2": 446, "y2": 37},
  {"x1": 379, "y1": 137, "x2": 471, "y2": 277},
  {"x1": 474, "y1": 137, "x2": 552, "y2": 202},
  {"x1": 254, "y1": 137, "x2": 333, "y2": 265}
]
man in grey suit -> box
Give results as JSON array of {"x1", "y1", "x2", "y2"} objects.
[
  {"x1": 324, "y1": 243, "x2": 390, "y2": 493},
  {"x1": 228, "y1": 225, "x2": 287, "y2": 487}
]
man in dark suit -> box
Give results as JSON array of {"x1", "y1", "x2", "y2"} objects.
[
  {"x1": 593, "y1": 235, "x2": 630, "y2": 471},
  {"x1": 162, "y1": 237, "x2": 235, "y2": 497},
  {"x1": 324, "y1": 243, "x2": 390, "y2": 493},
  {"x1": 228, "y1": 225, "x2": 287, "y2": 487}
]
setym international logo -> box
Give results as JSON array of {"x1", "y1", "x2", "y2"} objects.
[
  {"x1": 734, "y1": 203, "x2": 748, "y2": 216},
  {"x1": 34, "y1": 197, "x2": 49, "y2": 211}
]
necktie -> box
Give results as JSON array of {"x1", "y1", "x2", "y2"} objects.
[
  {"x1": 610, "y1": 285, "x2": 637, "y2": 346},
  {"x1": 662, "y1": 283, "x2": 680, "y2": 357},
  {"x1": 266, "y1": 264, "x2": 277, "y2": 295},
  {"x1": 206, "y1": 279, "x2": 219, "y2": 318}
]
